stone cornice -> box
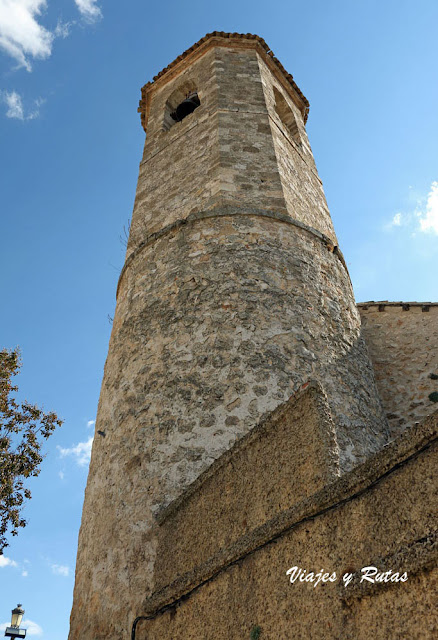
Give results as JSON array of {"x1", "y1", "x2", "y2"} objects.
[
  {"x1": 358, "y1": 301, "x2": 438, "y2": 310},
  {"x1": 138, "y1": 32, "x2": 310, "y2": 132},
  {"x1": 116, "y1": 206, "x2": 347, "y2": 299}
]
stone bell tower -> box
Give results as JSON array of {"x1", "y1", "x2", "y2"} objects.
[{"x1": 69, "y1": 32, "x2": 388, "y2": 639}]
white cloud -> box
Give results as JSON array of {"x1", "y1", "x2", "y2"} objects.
[
  {"x1": 3, "y1": 89, "x2": 23, "y2": 118},
  {"x1": 0, "y1": 554, "x2": 30, "y2": 578},
  {"x1": 51, "y1": 563, "x2": 69, "y2": 577},
  {"x1": 87, "y1": 419, "x2": 95, "y2": 428},
  {"x1": 384, "y1": 181, "x2": 438, "y2": 235},
  {"x1": 0, "y1": 0, "x2": 54, "y2": 71},
  {"x1": 0, "y1": 1, "x2": 99, "y2": 72},
  {"x1": 58, "y1": 436, "x2": 94, "y2": 466},
  {"x1": 418, "y1": 181, "x2": 438, "y2": 234},
  {"x1": 53, "y1": 19, "x2": 72, "y2": 39},
  {"x1": 0, "y1": 619, "x2": 42, "y2": 636},
  {"x1": 384, "y1": 211, "x2": 406, "y2": 231},
  {"x1": 74, "y1": 0, "x2": 102, "y2": 23},
  {"x1": 0, "y1": 554, "x2": 18, "y2": 568},
  {"x1": 58, "y1": 470, "x2": 64, "y2": 480},
  {"x1": 23, "y1": 620, "x2": 43, "y2": 636},
  {"x1": 1, "y1": 90, "x2": 45, "y2": 120},
  {"x1": 384, "y1": 212, "x2": 403, "y2": 230}
]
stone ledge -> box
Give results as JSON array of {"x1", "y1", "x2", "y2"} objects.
[
  {"x1": 358, "y1": 301, "x2": 438, "y2": 310},
  {"x1": 116, "y1": 206, "x2": 349, "y2": 298}
]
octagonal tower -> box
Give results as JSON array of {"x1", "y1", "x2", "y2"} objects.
[{"x1": 69, "y1": 33, "x2": 388, "y2": 639}]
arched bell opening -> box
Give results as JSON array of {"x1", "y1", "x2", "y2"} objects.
[{"x1": 162, "y1": 81, "x2": 201, "y2": 131}]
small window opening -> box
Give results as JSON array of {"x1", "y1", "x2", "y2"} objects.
[
  {"x1": 273, "y1": 86, "x2": 302, "y2": 147},
  {"x1": 171, "y1": 92, "x2": 200, "y2": 123}
]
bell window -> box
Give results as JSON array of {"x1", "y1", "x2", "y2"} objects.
[{"x1": 163, "y1": 81, "x2": 200, "y2": 131}]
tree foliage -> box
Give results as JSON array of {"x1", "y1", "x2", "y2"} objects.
[{"x1": 0, "y1": 348, "x2": 62, "y2": 552}]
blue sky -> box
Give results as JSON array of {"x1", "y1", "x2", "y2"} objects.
[{"x1": 0, "y1": 1, "x2": 437, "y2": 638}]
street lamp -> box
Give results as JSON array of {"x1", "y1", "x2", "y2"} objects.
[{"x1": 4, "y1": 605, "x2": 26, "y2": 638}]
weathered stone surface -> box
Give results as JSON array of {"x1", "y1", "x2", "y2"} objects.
[
  {"x1": 359, "y1": 302, "x2": 438, "y2": 437},
  {"x1": 258, "y1": 54, "x2": 336, "y2": 242},
  {"x1": 69, "y1": 34, "x2": 389, "y2": 640},
  {"x1": 129, "y1": 42, "x2": 336, "y2": 254},
  {"x1": 136, "y1": 411, "x2": 438, "y2": 639}
]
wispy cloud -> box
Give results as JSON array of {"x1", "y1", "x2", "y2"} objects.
[
  {"x1": 0, "y1": 0, "x2": 54, "y2": 71},
  {"x1": 384, "y1": 180, "x2": 438, "y2": 236},
  {"x1": 0, "y1": 554, "x2": 17, "y2": 568},
  {"x1": 87, "y1": 419, "x2": 95, "y2": 428},
  {"x1": 0, "y1": 553, "x2": 30, "y2": 578},
  {"x1": 1, "y1": 90, "x2": 44, "y2": 120},
  {"x1": 53, "y1": 19, "x2": 72, "y2": 39},
  {"x1": 58, "y1": 435, "x2": 94, "y2": 466},
  {"x1": 385, "y1": 212, "x2": 403, "y2": 230},
  {"x1": 74, "y1": 0, "x2": 102, "y2": 23},
  {"x1": 3, "y1": 89, "x2": 24, "y2": 118},
  {"x1": 0, "y1": 1, "x2": 101, "y2": 122},
  {"x1": 392, "y1": 212, "x2": 402, "y2": 226},
  {"x1": 51, "y1": 563, "x2": 69, "y2": 577},
  {"x1": 58, "y1": 470, "x2": 65, "y2": 480},
  {"x1": 418, "y1": 181, "x2": 438, "y2": 235},
  {"x1": 23, "y1": 620, "x2": 43, "y2": 636},
  {"x1": 0, "y1": 620, "x2": 43, "y2": 637}
]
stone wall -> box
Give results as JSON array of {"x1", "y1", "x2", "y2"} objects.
[
  {"x1": 129, "y1": 43, "x2": 337, "y2": 253},
  {"x1": 135, "y1": 406, "x2": 438, "y2": 639},
  {"x1": 258, "y1": 55, "x2": 337, "y2": 243},
  {"x1": 128, "y1": 46, "x2": 221, "y2": 248},
  {"x1": 359, "y1": 302, "x2": 438, "y2": 438},
  {"x1": 69, "y1": 210, "x2": 389, "y2": 639}
]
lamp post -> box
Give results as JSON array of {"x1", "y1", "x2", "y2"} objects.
[{"x1": 4, "y1": 605, "x2": 26, "y2": 638}]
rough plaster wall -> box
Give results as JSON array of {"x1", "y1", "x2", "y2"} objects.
[
  {"x1": 359, "y1": 304, "x2": 438, "y2": 437},
  {"x1": 142, "y1": 568, "x2": 437, "y2": 640},
  {"x1": 257, "y1": 55, "x2": 337, "y2": 244},
  {"x1": 138, "y1": 415, "x2": 437, "y2": 639}
]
